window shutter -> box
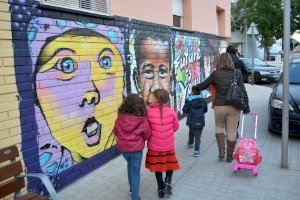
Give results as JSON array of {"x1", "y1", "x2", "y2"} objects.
[
  {"x1": 39, "y1": 0, "x2": 110, "y2": 15},
  {"x1": 172, "y1": 0, "x2": 183, "y2": 16}
]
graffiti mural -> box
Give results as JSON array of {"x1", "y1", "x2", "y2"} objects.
[
  {"x1": 28, "y1": 18, "x2": 125, "y2": 175},
  {"x1": 219, "y1": 40, "x2": 229, "y2": 54},
  {"x1": 173, "y1": 34, "x2": 202, "y2": 115},
  {"x1": 126, "y1": 31, "x2": 174, "y2": 106},
  {"x1": 8, "y1": 0, "x2": 227, "y2": 194},
  {"x1": 10, "y1": 0, "x2": 126, "y2": 192}
]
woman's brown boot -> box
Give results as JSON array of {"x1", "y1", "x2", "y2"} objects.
[
  {"x1": 216, "y1": 133, "x2": 225, "y2": 160},
  {"x1": 226, "y1": 140, "x2": 236, "y2": 163}
]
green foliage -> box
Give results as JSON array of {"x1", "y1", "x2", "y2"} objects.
[
  {"x1": 291, "y1": 0, "x2": 300, "y2": 32},
  {"x1": 232, "y1": 0, "x2": 299, "y2": 51}
]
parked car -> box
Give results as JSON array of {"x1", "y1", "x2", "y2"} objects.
[
  {"x1": 277, "y1": 50, "x2": 284, "y2": 58},
  {"x1": 240, "y1": 58, "x2": 281, "y2": 83},
  {"x1": 268, "y1": 59, "x2": 300, "y2": 136},
  {"x1": 292, "y1": 45, "x2": 300, "y2": 60}
]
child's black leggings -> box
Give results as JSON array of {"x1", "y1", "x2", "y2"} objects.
[{"x1": 155, "y1": 170, "x2": 173, "y2": 189}]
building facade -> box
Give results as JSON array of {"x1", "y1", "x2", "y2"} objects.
[
  {"x1": 0, "y1": 0, "x2": 230, "y2": 197},
  {"x1": 110, "y1": 0, "x2": 231, "y2": 38}
]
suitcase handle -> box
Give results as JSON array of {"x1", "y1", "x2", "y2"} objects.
[{"x1": 240, "y1": 112, "x2": 258, "y2": 139}]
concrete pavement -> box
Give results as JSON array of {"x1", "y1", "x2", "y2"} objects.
[{"x1": 58, "y1": 84, "x2": 300, "y2": 200}]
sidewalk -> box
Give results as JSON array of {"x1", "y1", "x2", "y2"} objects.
[{"x1": 58, "y1": 85, "x2": 300, "y2": 200}]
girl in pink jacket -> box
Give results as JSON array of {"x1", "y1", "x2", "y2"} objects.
[
  {"x1": 114, "y1": 94, "x2": 151, "y2": 200},
  {"x1": 145, "y1": 89, "x2": 180, "y2": 198}
]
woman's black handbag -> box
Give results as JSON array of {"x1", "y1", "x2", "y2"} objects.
[{"x1": 226, "y1": 70, "x2": 247, "y2": 110}]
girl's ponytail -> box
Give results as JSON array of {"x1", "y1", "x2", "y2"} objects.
[{"x1": 154, "y1": 89, "x2": 170, "y2": 125}]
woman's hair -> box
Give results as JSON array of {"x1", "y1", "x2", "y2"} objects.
[
  {"x1": 154, "y1": 89, "x2": 170, "y2": 124},
  {"x1": 226, "y1": 45, "x2": 237, "y2": 55},
  {"x1": 192, "y1": 86, "x2": 200, "y2": 95},
  {"x1": 118, "y1": 94, "x2": 147, "y2": 117},
  {"x1": 217, "y1": 53, "x2": 234, "y2": 69}
]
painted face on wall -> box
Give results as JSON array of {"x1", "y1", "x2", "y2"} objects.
[
  {"x1": 35, "y1": 31, "x2": 123, "y2": 163},
  {"x1": 137, "y1": 38, "x2": 171, "y2": 105}
]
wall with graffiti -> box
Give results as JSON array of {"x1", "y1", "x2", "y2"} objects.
[{"x1": 2, "y1": 0, "x2": 227, "y2": 194}]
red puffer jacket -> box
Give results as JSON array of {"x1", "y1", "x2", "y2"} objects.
[
  {"x1": 114, "y1": 114, "x2": 151, "y2": 152},
  {"x1": 147, "y1": 103, "x2": 179, "y2": 151}
]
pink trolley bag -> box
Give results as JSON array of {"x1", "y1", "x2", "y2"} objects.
[{"x1": 232, "y1": 113, "x2": 262, "y2": 176}]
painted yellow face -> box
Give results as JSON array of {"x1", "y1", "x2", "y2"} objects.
[{"x1": 35, "y1": 33, "x2": 124, "y2": 163}]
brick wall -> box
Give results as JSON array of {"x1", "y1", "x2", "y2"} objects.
[{"x1": 0, "y1": 0, "x2": 228, "y2": 197}]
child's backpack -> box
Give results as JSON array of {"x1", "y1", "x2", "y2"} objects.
[
  {"x1": 234, "y1": 137, "x2": 262, "y2": 165},
  {"x1": 232, "y1": 113, "x2": 262, "y2": 176}
]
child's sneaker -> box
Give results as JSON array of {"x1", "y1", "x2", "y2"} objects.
[
  {"x1": 187, "y1": 142, "x2": 194, "y2": 149},
  {"x1": 194, "y1": 151, "x2": 200, "y2": 157}
]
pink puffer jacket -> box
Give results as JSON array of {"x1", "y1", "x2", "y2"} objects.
[
  {"x1": 147, "y1": 103, "x2": 179, "y2": 151},
  {"x1": 114, "y1": 114, "x2": 151, "y2": 152}
]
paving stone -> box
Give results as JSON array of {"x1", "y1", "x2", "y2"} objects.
[{"x1": 58, "y1": 85, "x2": 300, "y2": 200}]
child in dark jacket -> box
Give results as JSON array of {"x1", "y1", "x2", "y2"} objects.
[
  {"x1": 114, "y1": 94, "x2": 151, "y2": 200},
  {"x1": 183, "y1": 86, "x2": 208, "y2": 157}
]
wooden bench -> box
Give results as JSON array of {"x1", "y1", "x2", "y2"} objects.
[{"x1": 0, "y1": 145, "x2": 58, "y2": 200}]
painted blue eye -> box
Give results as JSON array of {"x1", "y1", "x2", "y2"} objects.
[
  {"x1": 59, "y1": 57, "x2": 76, "y2": 73},
  {"x1": 158, "y1": 69, "x2": 168, "y2": 78},
  {"x1": 144, "y1": 69, "x2": 154, "y2": 79},
  {"x1": 99, "y1": 56, "x2": 112, "y2": 69}
]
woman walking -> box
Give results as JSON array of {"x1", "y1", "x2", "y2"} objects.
[
  {"x1": 196, "y1": 53, "x2": 250, "y2": 162},
  {"x1": 146, "y1": 89, "x2": 180, "y2": 198},
  {"x1": 114, "y1": 94, "x2": 152, "y2": 200}
]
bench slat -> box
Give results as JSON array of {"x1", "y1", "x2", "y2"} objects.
[
  {"x1": 0, "y1": 145, "x2": 19, "y2": 162},
  {"x1": 0, "y1": 161, "x2": 23, "y2": 182},
  {"x1": 0, "y1": 177, "x2": 25, "y2": 198},
  {"x1": 17, "y1": 192, "x2": 38, "y2": 200}
]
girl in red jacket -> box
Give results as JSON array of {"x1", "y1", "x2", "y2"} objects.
[
  {"x1": 114, "y1": 94, "x2": 152, "y2": 200},
  {"x1": 146, "y1": 89, "x2": 180, "y2": 198}
]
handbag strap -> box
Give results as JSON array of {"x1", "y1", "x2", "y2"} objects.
[{"x1": 232, "y1": 69, "x2": 238, "y2": 84}]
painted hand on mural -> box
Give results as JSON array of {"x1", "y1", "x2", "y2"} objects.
[
  {"x1": 28, "y1": 18, "x2": 125, "y2": 175},
  {"x1": 38, "y1": 132, "x2": 73, "y2": 175}
]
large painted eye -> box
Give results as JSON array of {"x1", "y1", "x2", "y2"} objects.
[
  {"x1": 99, "y1": 56, "x2": 112, "y2": 69},
  {"x1": 144, "y1": 69, "x2": 154, "y2": 79},
  {"x1": 158, "y1": 69, "x2": 168, "y2": 78},
  {"x1": 56, "y1": 57, "x2": 77, "y2": 74}
]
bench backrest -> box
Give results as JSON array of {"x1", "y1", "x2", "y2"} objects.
[{"x1": 0, "y1": 145, "x2": 25, "y2": 198}]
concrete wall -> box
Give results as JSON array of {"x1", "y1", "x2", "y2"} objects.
[
  {"x1": 1, "y1": 0, "x2": 228, "y2": 198},
  {"x1": 110, "y1": 0, "x2": 231, "y2": 38},
  {"x1": 187, "y1": 0, "x2": 231, "y2": 37},
  {"x1": 110, "y1": 0, "x2": 173, "y2": 26}
]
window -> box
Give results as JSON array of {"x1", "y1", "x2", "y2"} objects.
[
  {"x1": 39, "y1": 0, "x2": 110, "y2": 15},
  {"x1": 173, "y1": 0, "x2": 183, "y2": 28},
  {"x1": 173, "y1": 15, "x2": 182, "y2": 28},
  {"x1": 216, "y1": 7, "x2": 225, "y2": 36}
]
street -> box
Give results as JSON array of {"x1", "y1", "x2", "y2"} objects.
[{"x1": 58, "y1": 84, "x2": 300, "y2": 200}]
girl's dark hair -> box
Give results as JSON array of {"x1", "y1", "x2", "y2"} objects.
[
  {"x1": 118, "y1": 94, "x2": 147, "y2": 117},
  {"x1": 154, "y1": 89, "x2": 170, "y2": 124},
  {"x1": 192, "y1": 86, "x2": 200, "y2": 95}
]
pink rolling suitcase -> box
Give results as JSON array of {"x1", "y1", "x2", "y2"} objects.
[{"x1": 232, "y1": 113, "x2": 262, "y2": 176}]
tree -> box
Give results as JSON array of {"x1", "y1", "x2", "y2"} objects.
[
  {"x1": 291, "y1": 0, "x2": 300, "y2": 33},
  {"x1": 232, "y1": 0, "x2": 299, "y2": 60}
]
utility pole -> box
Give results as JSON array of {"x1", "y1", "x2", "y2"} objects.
[
  {"x1": 281, "y1": 0, "x2": 291, "y2": 169},
  {"x1": 247, "y1": 23, "x2": 258, "y2": 85},
  {"x1": 251, "y1": 24, "x2": 255, "y2": 85},
  {"x1": 245, "y1": 24, "x2": 248, "y2": 57}
]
